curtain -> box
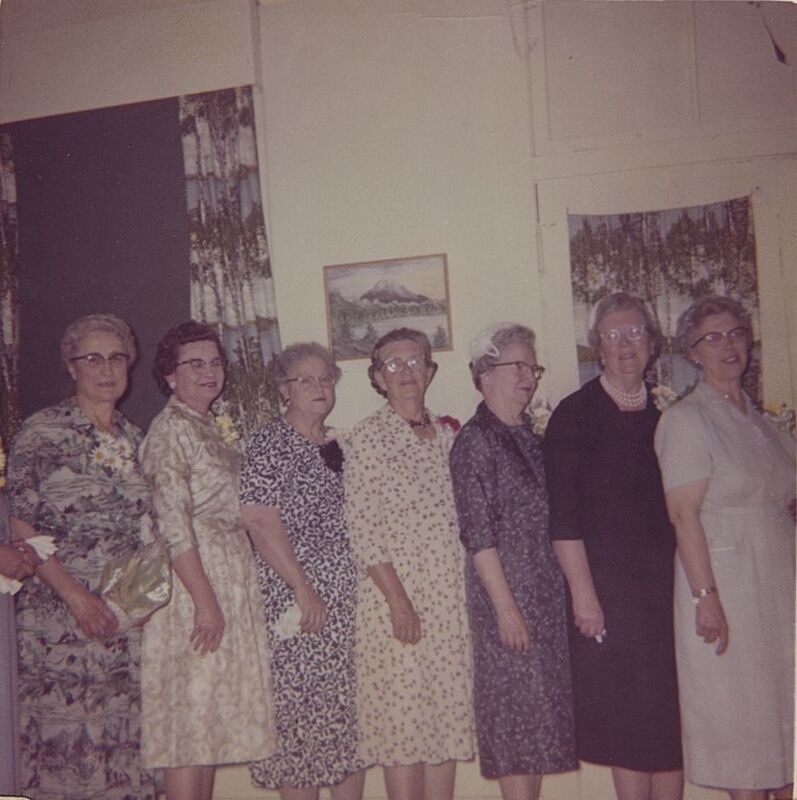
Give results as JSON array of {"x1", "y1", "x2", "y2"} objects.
[
  {"x1": 567, "y1": 196, "x2": 761, "y2": 403},
  {"x1": 179, "y1": 86, "x2": 281, "y2": 438},
  {"x1": 0, "y1": 132, "x2": 21, "y2": 448}
]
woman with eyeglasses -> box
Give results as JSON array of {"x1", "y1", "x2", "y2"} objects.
[
  {"x1": 139, "y1": 321, "x2": 275, "y2": 800},
  {"x1": 344, "y1": 328, "x2": 474, "y2": 800},
  {"x1": 543, "y1": 293, "x2": 683, "y2": 800},
  {"x1": 240, "y1": 342, "x2": 365, "y2": 800},
  {"x1": 449, "y1": 323, "x2": 576, "y2": 800},
  {"x1": 7, "y1": 313, "x2": 156, "y2": 799},
  {"x1": 655, "y1": 296, "x2": 794, "y2": 799}
]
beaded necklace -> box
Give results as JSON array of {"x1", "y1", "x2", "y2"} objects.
[{"x1": 404, "y1": 409, "x2": 431, "y2": 429}]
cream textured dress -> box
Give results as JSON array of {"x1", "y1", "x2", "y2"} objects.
[
  {"x1": 139, "y1": 396, "x2": 275, "y2": 768},
  {"x1": 344, "y1": 404, "x2": 475, "y2": 767},
  {"x1": 655, "y1": 380, "x2": 795, "y2": 790}
]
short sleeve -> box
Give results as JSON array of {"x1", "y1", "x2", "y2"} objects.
[
  {"x1": 449, "y1": 425, "x2": 499, "y2": 553},
  {"x1": 542, "y1": 394, "x2": 588, "y2": 541},
  {"x1": 140, "y1": 414, "x2": 198, "y2": 559},
  {"x1": 343, "y1": 425, "x2": 391, "y2": 569},
  {"x1": 240, "y1": 426, "x2": 285, "y2": 508},
  {"x1": 654, "y1": 404, "x2": 712, "y2": 492}
]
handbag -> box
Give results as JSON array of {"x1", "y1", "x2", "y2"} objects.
[{"x1": 98, "y1": 540, "x2": 172, "y2": 632}]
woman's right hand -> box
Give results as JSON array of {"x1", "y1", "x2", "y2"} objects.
[
  {"x1": 294, "y1": 581, "x2": 327, "y2": 634},
  {"x1": 388, "y1": 597, "x2": 421, "y2": 644},
  {"x1": 695, "y1": 592, "x2": 728, "y2": 654},
  {"x1": 573, "y1": 592, "x2": 605, "y2": 638},
  {"x1": 190, "y1": 595, "x2": 225, "y2": 655},
  {"x1": 64, "y1": 584, "x2": 119, "y2": 639}
]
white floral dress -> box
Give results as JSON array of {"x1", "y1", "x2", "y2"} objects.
[
  {"x1": 139, "y1": 396, "x2": 275, "y2": 768},
  {"x1": 344, "y1": 404, "x2": 475, "y2": 766}
]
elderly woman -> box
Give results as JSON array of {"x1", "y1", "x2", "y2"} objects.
[
  {"x1": 449, "y1": 323, "x2": 576, "y2": 800},
  {"x1": 655, "y1": 296, "x2": 794, "y2": 799},
  {"x1": 139, "y1": 321, "x2": 275, "y2": 800},
  {"x1": 240, "y1": 342, "x2": 364, "y2": 800},
  {"x1": 344, "y1": 327, "x2": 474, "y2": 800},
  {"x1": 543, "y1": 292, "x2": 683, "y2": 800},
  {"x1": 7, "y1": 313, "x2": 155, "y2": 799}
]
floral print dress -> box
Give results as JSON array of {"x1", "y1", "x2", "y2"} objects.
[
  {"x1": 344, "y1": 404, "x2": 475, "y2": 767},
  {"x1": 8, "y1": 399, "x2": 155, "y2": 800}
]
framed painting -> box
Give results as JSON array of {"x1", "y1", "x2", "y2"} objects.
[{"x1": 323, "y1": 253, "x2": 453, "y2": 360}]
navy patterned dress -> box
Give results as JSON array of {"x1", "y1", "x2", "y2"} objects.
[
  {"x1": 240, "y1": 417, "x2": 363, "y2": 789},
  {"x1": 449, "y1": 402, "x2": 576, "y2": 779}
]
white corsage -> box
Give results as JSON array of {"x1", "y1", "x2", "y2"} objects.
[{"x1": 273, "y1": 602, "x2": 302, "y2": 640}]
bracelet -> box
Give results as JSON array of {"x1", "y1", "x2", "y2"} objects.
[{"x1": 691, "y1": 586, "x2": 717, "y2": 604}]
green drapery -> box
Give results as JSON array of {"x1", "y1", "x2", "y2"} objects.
[
  {"x1": 179, "y1": 86, "x2": 281, "y2": 438},
  {"x1": 0, "y1": 132, "x2": 21, "y2": 447}
]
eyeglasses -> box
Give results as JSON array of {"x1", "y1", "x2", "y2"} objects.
[
  {"x1": 491, "y1": 362, "x2": 545, "y2": 381},
  {"x1": 598, "y1": 325, "x2": 648, "y2": 345},
  {"x1": 175, "y1": 357, "x2": 226, "y2": 372},
  {"x1": 690, "y1": 326, "x2": 748, "y2": 349},
  {"x1": 69, "y1": 352, "x2": 130, "y2": 369},
  {"x1": 379, "y1": 355, "x2": 429, "y2": 373},
  {"x1": 283, "y1": 374, "x2": 336, "y2": 389}
]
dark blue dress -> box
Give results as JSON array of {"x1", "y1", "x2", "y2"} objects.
[{"x1": 450, "y1": 402, "x2": 576, "y2": 779}]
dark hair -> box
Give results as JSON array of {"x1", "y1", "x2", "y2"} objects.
[
  {"x1": 153, "y1": 320, "x2": 225, "y2": 395},
  {"x1": 677, "y1": 295, "x2": 750, "y2": 356},
  {"x1": 367, "y1": 327, "x2": 436, "y2": 398},
  {"x1": 587, "y1": 291, "x2": 663, "y2": 364}
]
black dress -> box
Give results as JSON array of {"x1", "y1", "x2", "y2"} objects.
[
  {"x1": 450, "y1": 402, "x2": 576, "y2": 779},
  {"x1": 543, "y1": 378, "x2": 682, "y2": 771}
]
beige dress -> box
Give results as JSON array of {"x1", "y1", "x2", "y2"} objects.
[
  {"x1": 139, "y1": 396, "x2": 275, "y2": 768},
  {"x1": 344, "y1": 404, "x2": 475, "y2": 766},
  {"x1": 655, "y1": 380, "x2": 795, "y2": 790}
]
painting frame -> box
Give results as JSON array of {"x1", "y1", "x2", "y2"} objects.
[{"x1": 323, "y1": 253, "x2": 453, "y2": 361}]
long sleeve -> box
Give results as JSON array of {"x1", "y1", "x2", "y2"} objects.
[
  {"x1": 140, "y1": 411, "x2": 198, "y2": 559},
  {"x1": 543, "y1": 392, "x2": 588, "y2": 541}
]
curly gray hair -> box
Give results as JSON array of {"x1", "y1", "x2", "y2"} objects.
[
  {"x1": 367, "y1": 328, "x2": 435, "y2": 398},
  {"x1": 60, "y1": 313, "x2": 137, "y2": 366},
  {"x1": 272, "y1": 342, "x2": 341, "y2": 402},
  {"x1": 587, "y1": 292, "x2": 663, "y2": 363},
  {"x1": 468, "y1": 323, "x2": 536, "y2": 391},
  {"x1": 676, "y1": 295, "x2": 750, "y2": 356}
]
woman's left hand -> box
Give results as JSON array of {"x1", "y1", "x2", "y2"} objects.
[
  {"x1": 190, "y1": 595, "x2": 225, "y2": 655},
  {"x1": 496, "y1": 604, "x2": 530, "y2": 653},
  {"x1": 295, "y1": 581, "x2": 327, "y2": 634}
]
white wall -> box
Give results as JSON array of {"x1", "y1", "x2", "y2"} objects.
[{"x1": 0, "y1": 0, "x2": 794, "y2": 798}]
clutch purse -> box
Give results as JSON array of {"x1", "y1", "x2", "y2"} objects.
[{"x1": 98, "y1": 540, "x2": 172, "y2": 632}]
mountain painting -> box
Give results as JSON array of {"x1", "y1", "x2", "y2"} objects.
[{"x1": 323, "y1": 253, "x2": 452, "y2": 360}]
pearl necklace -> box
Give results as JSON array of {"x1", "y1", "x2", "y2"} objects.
[{"x1": 600, "y1": 374, "x2": 647, "y2": 410}]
